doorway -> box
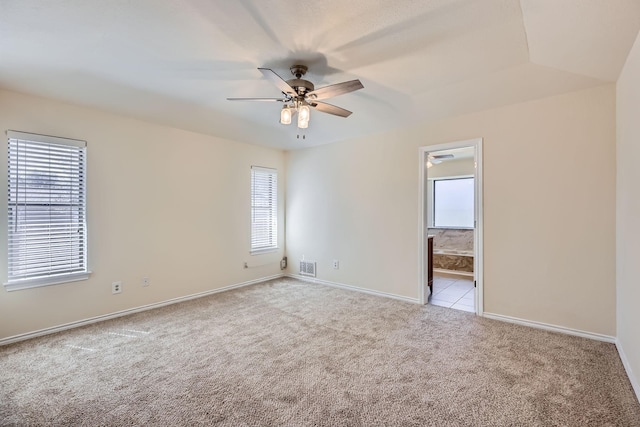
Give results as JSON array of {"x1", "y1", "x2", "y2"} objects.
[{"x1": 418, "y1": 139, "x2": 483, "y2": 315}]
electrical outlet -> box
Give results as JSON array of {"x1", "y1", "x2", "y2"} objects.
[
  {"x1": 112, "y1": 281, "x2": 122, "y2": 294},
  {"x1": 142, "y1": 277, "x2": 150, "y2": 287},
  {"x1": 333, "y1": 260, "x2": 339, "y2": 269}
]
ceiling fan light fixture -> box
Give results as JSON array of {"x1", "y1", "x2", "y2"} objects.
[
  {"x1": 228, "y1": 66, "x2": 364, "y2": 136},
  {"x1": 298, "y1": 103, "x2": 310, "y2": 121},
  {"x1": 297, "y1": 104, "x2": 310, "y2": 128},
  {"x1": 297, "y1": 117, "x2": 309, "y2": 129},
  {"x1": 280, "y1": 105, "x2": 292, "y2": 125}
]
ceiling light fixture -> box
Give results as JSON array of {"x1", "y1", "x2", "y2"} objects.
[
  {"x1": 228, "y1": 65, "x2": 364, "y2": 137},
  {"x1": 280, "y1": 105, "x2": 292, "y2": 125},
  {"x1": 280, "y1": 102, "x2": 309, "y2": 128},
  {"x1": 297, "y1": 103, "x2": 310, "y2": 129},
  {"x1": 426, "y1": 153, "x2": 455, "y2": 168}
]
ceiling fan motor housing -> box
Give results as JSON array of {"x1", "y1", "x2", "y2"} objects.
[
  {"x1": 287, "y1": 65, "x2": 314, "y2": 97},
  {"x1": 286, "y1": 78, "x2": 314, "y2": 96}
]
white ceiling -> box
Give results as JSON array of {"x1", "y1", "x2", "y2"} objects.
[{"x1": 1, "y1": 0, "x2": 639, "y2": 150}]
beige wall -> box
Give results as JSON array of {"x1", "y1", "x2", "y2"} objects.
[
  {"x1": 0, "y1": 89, "x2": 286, "y2": 340},
  {"x1": 616, "y1": 31, "x2": 640, "y2": 396},
  {"x1": 0, "y1": 82, "x2": 621, "y2": 343},
  {"x1": 286, "y1": 84, "x2": 616, "y2": 336}
]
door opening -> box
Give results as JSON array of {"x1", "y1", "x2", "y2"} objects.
[{"x1": 418, "y1": 139, "x2": 483, "y2": 315}]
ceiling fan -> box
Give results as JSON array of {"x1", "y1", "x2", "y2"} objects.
[
  {"x1": 426, "y1": 153, "x2": 454, "y2": 168},
  {"x1": 227, "y1": 65, "x2": 364, "y2": 130}
]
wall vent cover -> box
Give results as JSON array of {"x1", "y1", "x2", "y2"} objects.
[{"x1": 299, "y1": 261, "x2": 316, "y2": 277}]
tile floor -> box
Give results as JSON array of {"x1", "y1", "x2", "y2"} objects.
[{"x1": 429, "y1": 275, "x2": 475, "y2": 313}]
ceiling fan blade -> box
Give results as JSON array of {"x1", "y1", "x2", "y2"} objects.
[
  {"x1": 430, "y1": 154, "x2": 455, "y2": 159},
  {"x1": 226, "y1": 97, "x2": 288, "y2": 102},
  {"x1": 310, "y1": 101, "x2": 353, "y2": 118},
  {"x1": 258, "y1": 68, "x2": 297, "y2": 97},
  {"x1": 307, "y1": 80, "x2": 364, "y2": 101}
]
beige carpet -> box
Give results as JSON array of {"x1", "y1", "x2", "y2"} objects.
[{"x1": 1, "y1": 277, "x2": 639, "y2": 426}]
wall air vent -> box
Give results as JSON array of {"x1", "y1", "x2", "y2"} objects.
[{"x1": 299, "y1": 261, "x2": 316, "y2": 277}]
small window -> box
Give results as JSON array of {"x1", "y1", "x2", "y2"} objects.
[
  {"x1": 6, "y1": 131, "x2": 89, "y2": 290},
  {"x1": 433, "y1": 177, "x2": 474, "y2": 228},
  {"x1": 250, "y1": 166, "x2": 277, "y2": 254}
]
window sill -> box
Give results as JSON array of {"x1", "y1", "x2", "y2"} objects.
[
  {"x1": 250, "y1": 248, "x2": 279, "y2": 256},
  {"x1": 4, "y1": 271, "x2": 92, "y2": 292}
]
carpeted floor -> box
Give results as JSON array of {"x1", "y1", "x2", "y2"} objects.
[{"x1": 1, "y1": 277, "x2": 639, "y2": 426}]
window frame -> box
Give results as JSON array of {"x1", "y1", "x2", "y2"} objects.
[
  {"x1": 4, "y1": 130, "x2": 90, "y2": 291},
  {"x1": 430, "y1": 176, "x2": 475, "y2": 229},
  {"x1": 250, "y1": 166, "x2": 278, "y2": 255}
]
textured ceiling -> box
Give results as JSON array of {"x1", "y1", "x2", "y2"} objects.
[{"x1": 1, "y1": 0, "x2": 639, "y2": 150}]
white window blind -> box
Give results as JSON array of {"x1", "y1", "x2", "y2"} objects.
[
  {"x1": 251, "y1": 166, "x2": 277, "y2": 253},
  {"x1": 6, "y1": 130, "x2": 88, "y2": 290}
]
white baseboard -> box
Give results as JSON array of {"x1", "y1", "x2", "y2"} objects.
[
  {"x1": 286, "y1": 273, "x2": 419, "y2": 304},
  {"x1": 483, "y1": 312, "x2": 616, "y2": 343},
  {"x1": 616, "y1": 339, "x2": 640, "y2": 403},
  {"x1": 0, "y1": 274, "x2": 284, "y2": 346}
]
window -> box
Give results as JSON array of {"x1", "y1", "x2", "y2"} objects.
[
  {"x1": 433, "y1": 177, "x2": 474, "y2": 228},
  {"x1": 250, "y1": 166, "x2": 277, "y2": 254},
  {"x1": 6, "y1": 131, "x2": 88, "y2": 290}
]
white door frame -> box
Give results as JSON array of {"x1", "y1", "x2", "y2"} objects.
[{"x1": 418, "y1": 138, "x2": 483, "y2": 315}]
